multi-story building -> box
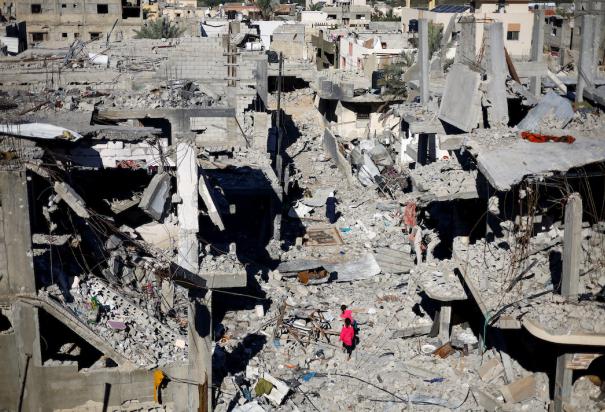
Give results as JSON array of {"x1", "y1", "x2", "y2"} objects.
[
  {"x1": 323, "y1": 0, "x2": 372, "y2": 27},
  {"x1": 16, "y1": 0, "x2": 143, "y2": 45}
]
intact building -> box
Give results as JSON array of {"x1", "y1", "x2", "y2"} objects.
[{"x1": 16, "y1": 0, "x2": 143, "y2": 45}]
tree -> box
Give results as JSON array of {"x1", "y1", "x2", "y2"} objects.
[
  {"x1": 373, "y1": 9, "x2": 400, "y2": 21},
  {"x1": 198, "y1": 0, "x2": 219, "y2": 7},
  {"x1": 255, "y1": 0, "x2": 273, "y2": 20},
  {"x1": 428, "y1": 22, "x2": 443, "y2": 55},
  {"x1": 378, "y1": 51, "x2": 415, "y2": 99},
  {"x1": 134, "y1": 18, "x2": 185, "y2": 39}
]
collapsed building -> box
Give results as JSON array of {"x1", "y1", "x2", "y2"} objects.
[{"x1": 0, "y1": 3, "x2": 604, "y2": 412}]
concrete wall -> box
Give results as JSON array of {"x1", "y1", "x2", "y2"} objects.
[
  {"x1": 155, "y1": 36, "x2": 227, "y2": 82},
  {"x1": 0, "y1": 328, "x2": 190, "y2": 411},
  {"x1": 192, "y1": 117, "x2": 247, "y2": 149},
  {"x1": 300, "y1": 11, "x2": 329, "y2": 25},
  {"x1": 271, "y1": 24, "x2": 306, "y2": 59},
  {"x1": 54, "y1": 139, "x2": 172, "y2": 169},
  {"x1": 0, "y1": 170, "x2": 36, "y2": 297}
]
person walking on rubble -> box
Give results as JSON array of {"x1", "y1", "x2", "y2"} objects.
[
  {"x1": 340, "y1": 304, "x2": 359, "y2": 340},
  {"x1": 339, "y1": 317, "x2": 355, "y2": 360}
]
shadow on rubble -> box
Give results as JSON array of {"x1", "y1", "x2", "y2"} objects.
[
  {"x1": 270, "y1": 110, "x2": 312, "y2": 249},
  {"x1": 213, "y1": 333, "x2": 267, "y2": 392},
  {"x1": 199, "y1": 166, "x2": 284, "y2": 323}
]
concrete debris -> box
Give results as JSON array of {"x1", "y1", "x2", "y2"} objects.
[
  {"x1": 500, "y1": 374, "x2": 537, "y2": 403},
  {"x1": 139, "y1": 172, "x2": 172, "y2": 221},
  {"x1": 439, "y1": 64, "x2": 482, "y2": 132},
  {"x1": 199, "y1": 171, "x2": 226, "y2": 231},
  {"x1": 409, "y1": 157, "x2": 479, "y2": 201},
  {"x1": 0, "y1": 10, "x2": 603, "y2": 412},
  {"x1": 517, "y1": 91, "x2": 574, "y2": 132},
  {"x1": 134, "y1": 222, "x2": 179, "y2": 251},
  {"x1": 54, "y1": 181, "x2": 90, "y2": 219},
  {"x1": 0, "y1": 123, "x2": 83, "y2": 141},
  {"x1": 328, "y1": 253, "x2": 380, "y2": 282}
]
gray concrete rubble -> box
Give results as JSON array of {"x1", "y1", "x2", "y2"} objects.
[
  {"x1": 139, "y1": 172, "x2": 172, "y2": 221},
  {"x1": 517, "y1": 91, "x2": 574, "y2": 131},
  {"x1": 409, "y1": 157, "x2": 479, "y2": 201},
  {"x1": 0, "y1": 8, "x2": 604, "y2": 412},
  {"x1": 438, "y1": 63, "x2": 482, "y2": 132}
]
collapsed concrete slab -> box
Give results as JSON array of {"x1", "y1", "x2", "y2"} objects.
[
  {"x1": 323, "y1": 128, "x2": 354, "y2": 185},
  {"x1": 54, "y1": 181, "x2": 90, "y2": 219},
  {"x1": 517, "y1": 91, "x2": 574, "y2": 131},
  {"x1": 438, "y1": 64, "x2": 481, "y2": 132},
  {"x1": 467, "y1": 134, "x2": 605, "y2": 190},
  {"x1": 199, "y1": 172, "x2": 226, "y2": 231},
  {"x1": 139, "y1": 172, "x2": 171, "y2": 221},
  {"x1": 0, "y1": 123, "x2": 83, "y2": 141}
]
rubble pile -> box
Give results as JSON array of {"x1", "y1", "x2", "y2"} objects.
[
  {"x1": 409, "y1": 157, "x2": 478, "y2": 201},
  {"x1": 0, "y1": 80, "x2": 221, "y2": 118},
  {"x1": 1, "y1": 5, "x2": 604, "y2": 411},
  {"x1": 105, "y1": 81, "x2": 221, "y2": 109},
  {"x1": 45, "y1": 275, "x2": 189, "y2": 367},
  {"x1": 214, "y1": 270, "x2": 558, "y2": 411}
]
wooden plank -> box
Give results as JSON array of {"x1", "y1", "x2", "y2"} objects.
[
  {"x1": 566, "y1": 353, "x2": 601, "y2": 370},
  {"x1": 304, "y1": 226, "x2": 343, "y2": 246}
]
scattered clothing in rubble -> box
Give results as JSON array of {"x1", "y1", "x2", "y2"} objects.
[{"x1": 254, "y1": 378, "x2": 274, "y2": 397}]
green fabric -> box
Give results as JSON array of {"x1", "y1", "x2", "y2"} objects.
[{"x1": 254, "y1": 378, "x2": 274, "y2": 397}]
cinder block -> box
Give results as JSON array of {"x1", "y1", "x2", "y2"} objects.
[{"x1": 107, "y1": 141, "x2": 124, "y2": 149}]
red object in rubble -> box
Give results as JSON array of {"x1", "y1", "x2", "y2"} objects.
[
  {"x1": 403, "y1": 202, "x2": 417, "y2": 228},
  {"x1": 520, "y1": 131, "x2": 576, "y2": 144}
]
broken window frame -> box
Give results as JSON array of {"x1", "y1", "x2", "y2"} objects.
[
  {"x1": 97, "y1": 3, "x2": 109, "y2": 14},
  {"x1": 31, "y1": 32, "x2": 46, "y2": 42},
  {"x1": 30, "y1": 3, "x2": 42, "y2": 13}
]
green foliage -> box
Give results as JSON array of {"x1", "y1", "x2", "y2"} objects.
[
  {"x1": 373, "y1": 9, "x2": 400, "y2": 21},
  {"x1": 407, "y1": 23, "x2": 442, "y2": 54},
  {"x1": 198, "y1": 0, "x2": 220, "y2": 7},
  {"x1": 428, "y1": 22, "x2": 443, "y2": 55},
  {"x1": 378, "y1": 51, "x2": 415, "y2": 99},
  {"x1": 255, "y1": 0, "x2": 273, "y2": 20},
  {"x1": 134, "y1": 18, "x2": 185, "y2": 39},
  {"x1": 310, "y1": 2, "x2": 323, "y2": 10}
]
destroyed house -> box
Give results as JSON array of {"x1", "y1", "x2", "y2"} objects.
[
  {"x1": 0, "y1": 29, "x2": 284, "y2": 411},
  {"x1": 1, "y1": 2, "x2": 605, "y2": 411}
]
